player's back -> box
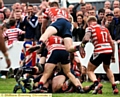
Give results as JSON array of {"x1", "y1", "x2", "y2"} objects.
[
  {"x1": 3, "y1": 28, "x2": 22, "y2": 41},
  {"x1": 43, "y1": 7, "x2": 69, "y2": 22},
  {"x1": 90, "y1": 24, "x2": 112, "y2": 54},
  {"x1": 46, "y1": 35, "x2": 66, "y2": 52}
]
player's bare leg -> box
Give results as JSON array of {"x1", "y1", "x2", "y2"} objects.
[
  {"x1": 103, "y1": 64, "x2": 119, "y2": 94},
  {"x1": 61, "y1": 63, "x2": 84, "y2": 93},
  {"x1": 87, "y1": 62, "x2": 103, "y2": 94}
]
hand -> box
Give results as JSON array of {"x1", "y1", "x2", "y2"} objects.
[
  {"x1": 111, "y1": 56, "x2": 115, "y2": 63},
  {"x1": 80, "y1": 0, "x2": 84, "y2": 4},
  {"x1": 74, "y1": 22, "x2": 78, "y2": 29},
  {"x1": 80, "y1": 47, "x2": 86, "y2": 58},
  {"x1": 27, "y1": 15, "x2": 31, "y2": 21}
]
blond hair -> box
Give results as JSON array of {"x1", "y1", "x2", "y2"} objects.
[{"x1": 86, "y1": 16, "x2": 97, "y2": 23}]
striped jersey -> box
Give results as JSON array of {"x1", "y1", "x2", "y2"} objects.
[
  {"x1": 85, "y1": 24, "x2": 112, "y2": 54},
  {"x1": 3, "y1": 27, "x2": 23, "y2": 41},
  {"x1": 43, "y1": 7, "x2": 69, "y2": 23},
  {"x1": 72, "y1": 53, "x2": 81, "y2": 77},
  {"x1": 46, "y1": 35, "x2": 66, "y2": 53}
]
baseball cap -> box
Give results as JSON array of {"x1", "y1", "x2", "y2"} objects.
[{"x1": 106, "y1": 13, "x2": 114, "y2": 17}]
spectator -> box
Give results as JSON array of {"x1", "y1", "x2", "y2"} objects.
[
  {"x1": 22, "y1": 5, "x2": 38, "y2": 41},
  {"x1": 3, "y1": 8, "x2": 11, "y2": 20},
  {"x1": 88, "y1": 8, "x2": 96, "y2": 16},
  {"x1": 105, "y1": 8, "x2": 113, "y2": 16},
  {"x1": 33, "y1": 5, "x2": 39, "y2": 16},
  {"x1": 76, "y1": 10, "x2": 83, "y2": 16},
  {"x1": 68, "y1": 0, "x2": 85, "y2": 22},
  {"x1": 113, "y1": 0, "x2": 120, "y2": 9},
  {"x1": 104, "y1": 0, "x2": 111, "y2": 9},
  {"x1": 72, "y1": 14, "x2": 86, "y2": 41},
  {"x1": 102, "y1": 9, "x2": 113, "y2": 27},
  {"x1": 68, "y1": 5, "x2": 74, "y2": 19},
  {"x1": 34, "y1": 15, "x2": 43, "y2": 41},
  {"x1": 97, "y1": 8, "x2": 105, "y2": 25},
  {"x1": 108, "y1": 8, "x2": 120, "y2": 41},
  {"x1": 0, "y1": 0, "x2": 6, "y2": 11},
  {"x1": 21, "y1": 3, "x2": 27, "y2": 16},
  {"x1": 104, "y1": 12, "x2": 114, "y2": 27},
  {"x1": 68, "y1": 14, "x2": 74, "y2": 32},
  {"x1": 80, "y1": 3, "x2": 86, "y2": 15},
  {"x1": 14, "y1": 9, "x2": 25, "y2": 41},
  {"x1": 108, "y1": 8, "x2": 120, "y2": 74},
  {"x1": 85, "y1": 3, "x2": 92, "y2": 12}
]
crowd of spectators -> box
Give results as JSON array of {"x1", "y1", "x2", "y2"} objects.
[{"x1": 0, "y1": 0, "x2": 118, "y2": 41}]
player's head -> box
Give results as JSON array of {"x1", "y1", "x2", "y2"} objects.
[
  {"x1": 49, "y1": 0, "x2": 59, "y2": 7},
  {"x1": 86, "y1": 16, "x2": 97, "y2": 26}
]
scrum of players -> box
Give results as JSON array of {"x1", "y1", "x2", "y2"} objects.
[{"x1": 14, "y1": 0, "x2": 119, "y2": 94}]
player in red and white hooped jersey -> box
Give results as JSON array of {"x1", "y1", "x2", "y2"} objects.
[
  {"x1": 3, "y1": 18, "x2": 25, "y2": 41},
  {"x1": 80, "y1": 16, "x2": 119, "y2": 94},
  {"x1": 46, "y1": 35, "x2": 65, "y2": 52},
  {"x1": 30, "y1": 35, "x2": 85, "y2": 93},
  {"x1": 3, "y1": 28, "x2": 24, "y2": 41},
  {"x1": 86, "y1": 24, "x2": 112, "y2": 54},
  {"x1": 43, "y1": 5, "x2": 69, "y2": 23},
  {"x1": 28, "y1": 0, "x2": 82, "y2": 55}
]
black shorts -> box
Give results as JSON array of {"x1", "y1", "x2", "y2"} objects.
[
  {"x1": 50, "y1": 18, "x2": 72, "y2": 38},
  {"x1": 90, "y1": 53, "x2": 112, "y2": 66},
  {"x1": 46, "y1": 49, "x2": 70, "y2": 64}
]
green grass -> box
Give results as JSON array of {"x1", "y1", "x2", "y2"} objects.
[{"x1": 0, "y1": 78, "x2": 120, "y2": 97}]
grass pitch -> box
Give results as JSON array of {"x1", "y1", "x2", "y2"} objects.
[{"x1": 0, "y1": 78, "x2": 120, "y2": 97}]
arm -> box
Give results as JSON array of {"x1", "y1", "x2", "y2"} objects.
[
  {"x1": 79, "y1": 28, "x2": 91, "y2": 58},
  {"x1": 66, "y1": 0, "x2": 70, "y2": 7},
  {"x1": 81, "y1": 29, "x2": 91, "y2": 47},
  {"x1": 0, "y1": 28, "x2": 7, "y2": 55},
  {"x1": 72, "y1": 0, "x2": 84, "y2": 13},
  {"x1": 0, "y1": 28, "x2": 11, "y2": 68},
  {"x1": 41, "y1": 18, "x2": 48, "y2": 34},
  {"x1": 36, "y1": 9, "x2": 44, "y2": 16},
  {"x1": 108, "y1": 32, "x2": 115, "y2": 62}
]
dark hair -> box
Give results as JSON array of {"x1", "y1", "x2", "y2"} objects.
[
  {"x1": 49, "y1": 2, "x2": 59, "y2": 7},
  {"x1": 98, "y1": 8, "x2": 105, "y2": 14},
  {"x1": 77, "y1": 14, "x2": 83, "y2": 19},
  {"x1": 9, "y1": 18, "x2": 16, "y2": 26},
  {"x1": 81, "y1": 3, "x2": 86, "y2": 6},
  {"x1": 27, "y1": 5, "x2": 33, "y2": 8}
]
